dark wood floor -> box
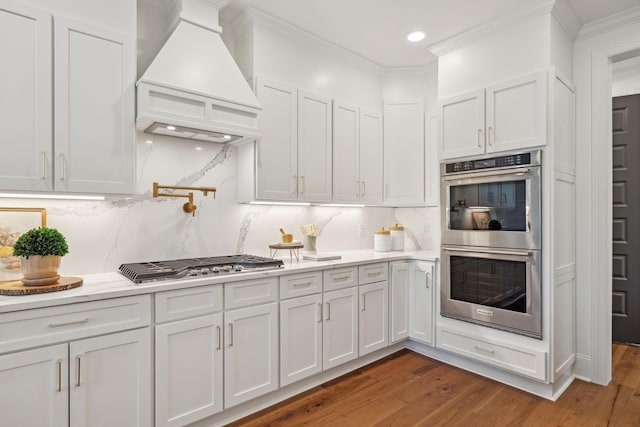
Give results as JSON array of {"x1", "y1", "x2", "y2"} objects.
[{"x1": 228, "y1": 344, "x2": 640, "y2": 426}]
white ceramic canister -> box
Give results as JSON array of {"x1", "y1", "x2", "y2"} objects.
[
  {"x1": 374, "y1": 227, "x2": 392, "y2": 252},
  {"x1": 389, "y1": 223, "x2": 405, "y2": 251}
]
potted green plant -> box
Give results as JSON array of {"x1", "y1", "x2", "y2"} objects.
[{"x1": 12, "y1": 227, "x2": 69, "y2": 286}]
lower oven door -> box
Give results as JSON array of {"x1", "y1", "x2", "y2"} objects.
[{"x1": 441, "y1": 245, "x2": 542, "y2": 339}]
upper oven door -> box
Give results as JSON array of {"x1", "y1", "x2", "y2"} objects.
[{"x1": 441, "y1": 165, "x2": 541, "y2": 249}]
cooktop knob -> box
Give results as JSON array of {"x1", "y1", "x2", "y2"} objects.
[
  {"x1": 212, "y1": 267, "x2": 220, "y2": 273},
  {"x1": 222, "y1": 265, "x2": 232, "y2": 272},
  {"x1": 234, "y1": 265, "x2": 244, "y2": 272}
]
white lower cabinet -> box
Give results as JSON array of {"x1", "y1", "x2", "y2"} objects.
[
  {"x1": 0, "y1": 344, "x2": 68, "y2": 427},
  {"x1": 390, "y1": 261, "x2": 410, "y2": 342},
  {"x1": 224, "y1": 302, "x2": 279, "y2": 408},
  {"x1": 155, "y1": 314, "x2": 223, "y2": 427},
  {"x1": 409, "y1": 261, "x2": 435, "y2": 346},
  {"x1": 323, "y1": 287, "x2": 358, "y2": 370},
  {"x1": 359, "y1": 281, "x2": 389, "y2": 356},
  {"x1": 280, "y1": 294, "x2": 323, "y2": 386},
  {"x1": 69, "y1": 328, "x2": 151, "y2": 427},
  {"x1": 0, "y1": 328, "x2": 151, "y2": 427}
]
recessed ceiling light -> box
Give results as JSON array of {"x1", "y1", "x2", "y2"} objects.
[
  {"x1": 145, "y1": 140, "x2": 153, "y2": 145},
  {"x1": 223, "y1": 135, "x2": 231, "y2": 140},
  {"x1": 407, "y1": 31, "x2": 426, "y2": 42},
  {"x1": 195, "y1": 146, "x2": 203, "y2": 151},
  {"x1": 166, "y1": 125, "x2": 176, "y2": 131}
]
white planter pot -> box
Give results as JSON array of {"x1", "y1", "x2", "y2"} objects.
[{"x1": 20, "y1": 255, "x2": 61, "y2": 286}]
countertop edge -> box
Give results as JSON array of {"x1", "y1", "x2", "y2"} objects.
[{"x1": 0, "y1": 250, "x2": 438, "y2": 313}]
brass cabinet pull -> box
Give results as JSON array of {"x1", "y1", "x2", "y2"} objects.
[
  {"x1": 474, "y1": 345, "x2": 495, "y2": 355},
  {"x1": 326, "y1": 302, "x2": 331, "y2": 321},
  {"x1": 318, "y1": 303, "x2": 323, "y2": 323},
  {"x1": 300, "y1": 176, "x2": 305, "y2": 194},
  {"x1": 361, "y1": 294, "x2": 366, "y2": 311},
  {"x1": 488, "y1": 127, "x2": 493, "y2": 145},
  {"x1": 361, "y1": 181, "x2": 366, "y2": 198},
  {"x1": 48, "y1": 318, "x2": 89, "y2": 328},
  {"x1": 333, "y1": 275, "x2": 350, "y2": 282},
  {"x1": 75, "y1": 355, "x2": 81, "y2": 387},
  {"x1": 57, "y1": 359, "x2": 62, "y2": 392},
  {"x1": 293, "y1": 281, "x2": 312, "y2": 288},
  {"x1": 216, "y1": 325, "x2": 221, "y2": 350},
  {"x1": 426, "y1": 271, "x2": 431, "y2": 289},
  {"x1": 42, "y1": 152, "x2": 47, "y2": 180},
  {"x1": 229, "y1": 323, "x2": 234, "y2": 347},
  {"x1": 477, "y1": 129, "x2": 482, "y2": 147},
  {"x1": 59, "y1": 154, "x2": 66, "y2": 181},
  {"x1": 356, "y1": 180, "x2": 361, "y2": 197}
]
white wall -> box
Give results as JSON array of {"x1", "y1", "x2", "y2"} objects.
[{"x1": 437, "y1": 14, "x2": 550, "y2": 99}]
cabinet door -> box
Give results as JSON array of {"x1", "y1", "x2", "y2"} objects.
[
  {"x1": 155, "y1": 313, "x2": 223, "y2": 427},
  {"x1": 439, "y1": 89, "x2": 485, "y2": 160},
  {"x1": 0, "y1": 344, "x2": 68, "y2": 427},
  {"x1": 359, "y1": 281, "x2": 389, "y2": 356},
  {"x1": 383, "y1": 100, "x2": 424, "y2": 205},
  {"x1": 359, "y1": 107, "x2": 383, "y2": 204},
  {"x1": 409, "y1": 261, "x2": 435, "y2": 346},
  {"x1": 485, "y1": 70, "x2": 547, "y2": 153},
  {"x1": 224, "y1": 302, "x2": 278, "y2": 408},
  {"x1": 332, "y1": 100, "x2": 360, "y2": 203},
  {"x1": 323, "y1": 287, "x2": 358, "y2": 369},
  {"x1": 0, "y1": 0, "x2": 52, "y2": 191},
  {"x1": 298, "y1": 90, "x2": 332, "y2": 202},
  {"x1": 390, "y1": 261, "x2": 410, "y2": 343},
  {"x1": 280, "y1": 294, "x2": 322, "y2": 386},
  {"x1": 69, "y1": 328, "x2": 151, "y2": 427},
  {"x1": 255, "y1": 77, "x2": 298, "y2": 201},
  {"x1": 54, "y1": 16, "x2": 135, "y2": 194}
]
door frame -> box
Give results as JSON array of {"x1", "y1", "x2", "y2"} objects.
[{"x1": 574, "y1": 9, "x2": 640, "y2": 385}]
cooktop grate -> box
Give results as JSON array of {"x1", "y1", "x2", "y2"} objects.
[{"x1": 118, "y1": 254, "x2": 283, "y2": 283}]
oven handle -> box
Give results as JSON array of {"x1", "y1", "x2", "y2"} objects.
[
  {"x1": 444, "y1": 247, "x2": 532, "y2": 258},
  {"x1": 441, "y1": 167, "x2": 533, "y2": 181}
]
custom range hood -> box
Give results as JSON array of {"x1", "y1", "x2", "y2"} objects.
[{"x1": 137, "y1": 0, "x2": 261, "y2": 144}]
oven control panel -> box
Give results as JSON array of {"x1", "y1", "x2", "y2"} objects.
[{"x1": 445, "y1": 152, "x2": 533, "y2": 174}]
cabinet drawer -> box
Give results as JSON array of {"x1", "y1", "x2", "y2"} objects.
[
  {"x1": 225, "y1": 277, "x2": 278, "y2": 310},
  {"x1": 0, "y1": 295, "x2": 151, "y2": 354},
  {"x1": 156, "y1": 284, "x2": 223, "y2": 323},
  {"x1": 438, "y1": 327, "x2": 546, "y2": 381},
  {"x1": 358, "y1": 262, "x2": 388, "y2": 285},
  {"x1": 280, "y1": 271, "x2": 322, "y2": 299},
  {"x1": 323, "y1": 267, "x2": 357, "y2": 291}
]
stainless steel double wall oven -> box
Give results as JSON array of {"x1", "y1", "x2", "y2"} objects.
[{"x1": 440, "y1": 151, "x2": 542, "y2": 339}]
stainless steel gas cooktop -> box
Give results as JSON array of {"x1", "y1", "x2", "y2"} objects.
[{"x1": 118, "y1": 254, "x2": 284, "y2": 283}]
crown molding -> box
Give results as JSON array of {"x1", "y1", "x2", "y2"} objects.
[
  {"x1": 230, "y1": 7, "x2": 385, "y2": 77},
  {"x1": 551, "y1": 0, "x2": 581, "y2": 40},
  {"x1": 428, "y1": 0, "x2": 555, "y2": 57},
  {"x1": 575, "y1": 5, "x2": 640, "y2": 42}
]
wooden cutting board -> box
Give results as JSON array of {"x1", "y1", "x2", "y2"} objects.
[{"x1": 0, "y1": 277, "x2": 83, "y2": 296}]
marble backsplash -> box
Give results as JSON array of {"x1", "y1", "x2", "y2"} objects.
[{"x1": 1, "y1": 132, "x2": 440, "y2": 276}]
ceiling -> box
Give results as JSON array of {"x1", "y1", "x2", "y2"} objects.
[{"x1": 221, "y1": 0, "x2": 640, "y2": 68}]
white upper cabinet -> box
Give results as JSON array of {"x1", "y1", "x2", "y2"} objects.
[
  {"x1": 383, "y1": 100, "x2": 425, "y2": 206},
  {"x1": 0, "y1": 1, "x2": 135, "y2": 194},
  {"x1": 333, "y1": 102, "x2": 383, "y2": 204},
  {"x1": 439, "y1": 89, "x2": 485, "y2": 159},
  {"x1": 54, "y1": 16, "x2": 135, "y2": 194},
  {"x1": 251, "y1": 78, "x2": 332, "y2": 202},
  {"x1": 298, "y1": 90, "x2": 332, "y2": 202},
  {"x1": 359, "y1": 108, "x2": 383, "y2": 204},
  {"x1": 440, "y1": 70, "x2": 547, "y2": 160},
  {"x1": 255, "y1": 77, "x2": 298, "y2": 201},
  {"x1": 0, "y1": 0, "x2": 52, "y2": 191}
]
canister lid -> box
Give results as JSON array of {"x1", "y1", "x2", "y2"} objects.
[
  {"x1": 389, "y1": 223, "x2": 404, "y2": 231},
  {"x1": 374, "y1": 227, "x2": 390, "y2": 235}
]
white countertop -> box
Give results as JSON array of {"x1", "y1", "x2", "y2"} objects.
[{"x1": 0, "y1": 250, "x2": 438, "y2": 314}]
